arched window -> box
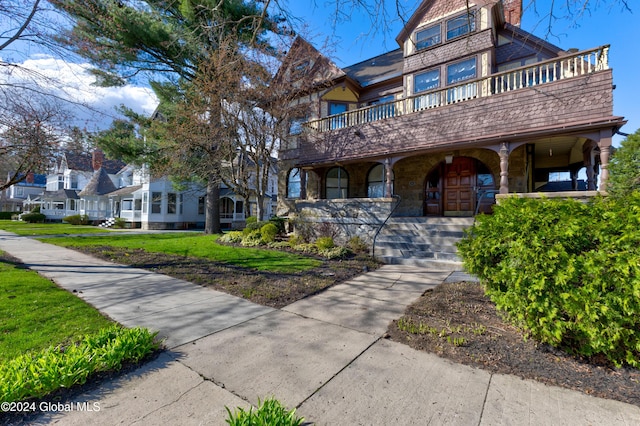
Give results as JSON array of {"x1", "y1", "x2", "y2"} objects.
[
  {"x1": 220, "y1": 197, "x2": 234, "y2": 219},
  {"x1": 326, "y1": 167, "x2": 348, "y2": 199},
  {"x1": 287, "y1": 168, "x2": 301, "y2": 198},
  {"x1": 367, "y1": 164, "x2": 394, "y2": 198}
]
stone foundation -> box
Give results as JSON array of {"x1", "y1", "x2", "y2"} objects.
[{"x1": 293, "y1": 198, "x2": 398, "y2": 245}]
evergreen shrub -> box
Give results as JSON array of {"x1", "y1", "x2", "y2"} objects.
[
  {"x1": 315, "y1": 236, "x2": 335, "y2": 250},
  {"x1": 260, "y1": 223, "x2": 278, "y2": 243},
  {"x1": 63, "y1": 214, "x2": 89, "y2": 225},
  {"x1": 457, "y1": 195, "x2": 640, "y2": 367},
  {"x1": 20, "y1": 213, "x2": 46, "y2": 223}
]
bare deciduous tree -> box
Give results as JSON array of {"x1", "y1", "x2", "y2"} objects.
[{"x1": 0, "y1": 90, "x2": 68, "y2": 190}]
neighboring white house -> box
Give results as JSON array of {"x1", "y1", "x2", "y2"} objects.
[
  {"x1": 0, "y1": 172, "x2": 47, "y2": 212},
  {"x1": 24, "y1": 150, "x2": 278, "y2": 229}
]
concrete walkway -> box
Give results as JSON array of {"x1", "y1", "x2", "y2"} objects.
[{"x1": 1, "y1": 230, "x2": 639, "y2": 425}]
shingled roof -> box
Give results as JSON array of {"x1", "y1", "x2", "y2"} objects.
[
  {"x1": 62, "y1": 151, "x2": 126, "y2": 174},
  {"x1": 78, "y1": 168, "x2": 118, "y2": 196}
]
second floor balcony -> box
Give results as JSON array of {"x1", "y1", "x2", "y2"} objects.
[
  {"x1": 284, "y1": 45, "x2": 617, "y2": 166},
  {"x1": 305, "y1": 46, "x2": 609, "y2": 133}
]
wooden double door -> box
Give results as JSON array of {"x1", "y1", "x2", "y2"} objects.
[{"x1": 425, "y1": 157, "x2": 491, "y2": 216}]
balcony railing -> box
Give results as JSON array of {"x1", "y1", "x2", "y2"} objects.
[{"x1": 305, "y1": 46, "x2": 609, "y2": 133}]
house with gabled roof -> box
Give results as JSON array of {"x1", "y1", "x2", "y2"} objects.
[
  {"x1": 0, "y1": 172, "x2": 47, "y2": 212},
  {"x1": 275, "y1": 0, "x2": 625, "y2": 262}
]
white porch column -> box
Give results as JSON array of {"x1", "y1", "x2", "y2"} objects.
[{"x1": 499, "y1": 142, "x2": 510, "y2": 194}]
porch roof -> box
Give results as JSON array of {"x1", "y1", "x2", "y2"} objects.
[
  {"x1": 296, "y1": 115, "x2": 626, "y2": 169},
  {"x1": 108, "y1": 185, "x2": 143, "y2": 197},
  {"x1": 40, "y1": 189, "x2": 80, "y2": 201}
]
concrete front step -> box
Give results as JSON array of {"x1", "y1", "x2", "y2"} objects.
[
  {"x1": 374, "y1": 217, "x2": 473, "y2": 267},
  {"x1": 377, "y1": 256, "x2": 465, "y2": 271},
  {"x1": 375, "y1": 248, "x2": 461, "y2": 262},
  {"x1": 375, "y1": 238, "x2": 460, "y2": 248}
]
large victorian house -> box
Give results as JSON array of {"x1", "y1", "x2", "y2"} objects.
[{"x1": 276, "y1": 0, "x2": 625, "y2": 257}]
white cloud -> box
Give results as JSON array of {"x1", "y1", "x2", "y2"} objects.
[{"x1": 1, "y1": 54, "x2": 158, "y2": 131}]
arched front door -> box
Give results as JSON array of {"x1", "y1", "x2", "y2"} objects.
[
  {"x1": 424, "y1": 157, "x2": 495, "y2": 216},
  {"x1": 444, "y1": 157, "x2": 475, "y2": 216}
]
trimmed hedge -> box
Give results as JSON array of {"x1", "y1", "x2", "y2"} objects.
[
  {"x1": 20, "y1": 213, "x2": 46, "y2": 223},
  {"x1": 63, "y1": 214, "x2": 89, "y2": 225},
  {"x1": 458, "y1": 194, "x2": 640, "y2": 367}
]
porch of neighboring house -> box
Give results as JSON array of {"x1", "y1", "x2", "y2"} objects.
[{"x1": 37, "y1": 190, "x2": 81, "y2": 221}]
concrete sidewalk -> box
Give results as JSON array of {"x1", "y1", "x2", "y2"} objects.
[{"x1": 1, "y1": 230, "x2": 639, "y2": 425}]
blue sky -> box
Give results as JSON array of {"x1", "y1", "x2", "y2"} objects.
[
  {"x1": 283, "y1": 0, "x2": 638, "y2": 146},
  {"x1": 2, "y1": 0, "x2": 636, "y2": 144}
]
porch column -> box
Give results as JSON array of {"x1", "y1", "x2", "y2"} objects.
[
  {"x1": 499, "y1": 142, "x2": 510, "y2": 194},
  {"x1": 385, "y1": 158, "x2": 393, "y2": 198},
  {"x1": 300, "y1": 169, "x2": 307, "y2": 200},
  {"x1": 583, "y1": 144, "x2": 597, "y2": 191},
  {"x1": 597, "y1": 132, "x2": 612, "y2": 192}
]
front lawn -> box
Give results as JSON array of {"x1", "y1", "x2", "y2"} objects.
[
  {"x1": 0, "y1": 220, "x2": 115, "y2": 236},
  {"x1": 46, "y1": 233, "x2": 322, "y2": 272},
  {"x1": 0, "y1": 251, "x2": 159, "y2": 410},
  {"x1": 0, "y1": 251, "x2": 114, "y2": 362}
]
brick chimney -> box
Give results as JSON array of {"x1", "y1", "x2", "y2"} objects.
[
  {"x1": 502, "y1": 0, "x2": 522, "y2": 27},
  {"x1": 92, "y1": 149, "x2": 105, "y2": 171},
  {"x1": 26, "y1": 172, "x2": 34, "y2": 183}
]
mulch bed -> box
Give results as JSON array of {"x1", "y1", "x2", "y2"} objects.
[
  {"x1": 386, "y1": 281, "x2": 640, "y2": 407},
  {"x1": 70, "y1": 245, "x2": 381, "y2": 309}
]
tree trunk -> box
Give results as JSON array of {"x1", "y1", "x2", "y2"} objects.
[
  {"x1": 256, "y1": 193, "x2": 265, "y2": 222},
  {"x1": 205, "y1": 177, "x2": 221, "y2": 234}
]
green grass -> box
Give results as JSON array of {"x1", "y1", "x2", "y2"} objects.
[
  {"x1": 45, "y1": 233, "x2": 322, "y2": 272},
  {"x1": 0, "y1": 220, "x2": 114, "y2": 236},
  {"x1": 0, "y1": 252, "x2": 114, "y2": 362}
]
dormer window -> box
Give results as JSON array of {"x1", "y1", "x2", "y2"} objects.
[
  {"x1": 290, "y1": 59, "x2": 311, "y2": 80},
  {"x1": 446, "y1": 11, "x2": 476, "y2": 40},
  {"x1": 416, "y1": 24, "x2": 441, "y2": 50}
]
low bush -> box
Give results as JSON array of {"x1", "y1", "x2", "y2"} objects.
[
  {"x1": 315, "y1": 236, "x2": 335, "y2": 250},
  {"x1": 0, "y1": 212, "x2": 14, "y2": 220},
  {"x1": 268, "y1": 216, "x2": 286, "y2": 235},
  {"x1": 63, "y1": 214, "x2": 89, "y2": 225},
  {"x1": 347, "y1": 235, "x2": 368, "y2": 253},
  {"x1": 20, "y1": 213, "x2": 46, "y2": 223},
  {"x1": 294, "y1": 243, "x2": 318, "y2": 254},
  {"x1": 260, "y1": 223, "x2": 278, "y2": 244},
  {"x1": 267, "y1": 241, "x2": 291, "y2": 250},
  {"x1": 226, "y1": 397, "x2": 304, "y2": 426},
  {"x1": 245, "y1": 216, "x2": 257, "y2": 224},
  {"x1": 240, "y1": 231, "x2": 263, "y2": 247},
  {"x1": 114, "y1": 218, "x2": 127, "y2": 229},
  {"x1": 243, "y1": 220, "x2": 263, "y2": 236},
  {"x1": 219, "y1": 231, "x2": 244, "y2": 244},
  {"x1": 287, "y1": 233, "x2": 305, "y2": 247},
  {"x1": 0, "y1": 325, "x2": 159, "y2": 403},
  {"x1": 457, "y1": 195, "x2": 640, "y2": 367},
  {"x1": 319, "y1": 246, "x2": 349, "y2": 260}
]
